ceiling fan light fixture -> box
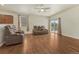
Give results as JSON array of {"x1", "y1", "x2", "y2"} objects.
[{"x1": 40, "y1": 9, "x2": 44, "y2": 12}]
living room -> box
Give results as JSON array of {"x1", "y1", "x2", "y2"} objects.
[{"x1": 0, "y1": 4, "x2": 79, "y2": 54}]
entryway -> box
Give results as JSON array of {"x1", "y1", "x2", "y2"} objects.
[
  {"x1": 50, "y1": 17, "x2": 62, "y2": 35},
  {"x1": 50, "y1": 19, "x2": 58, "y2": 33}
]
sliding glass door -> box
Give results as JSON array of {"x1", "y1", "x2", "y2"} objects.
[
  {"x1": 50, "y1": 19, "x2": 58, "y2": 33},
  {"x1": 50, "y1": 17, "x2": 62, "y2": 35}
]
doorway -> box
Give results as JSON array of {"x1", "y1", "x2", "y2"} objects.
[
  {"x1": 50, "y1": 17, "x2": 61, "y2": 35},
  {"x1": 50, "y1": 19, "x2": 58, "y2": 33}
]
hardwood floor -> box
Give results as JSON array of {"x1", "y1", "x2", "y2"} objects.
[{"x1": 0, "y1": 33, "x2": 79, "y2": 54}]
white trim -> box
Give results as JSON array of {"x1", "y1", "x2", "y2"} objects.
[{"x1": 62, "y1": 34, "x2": 79, "y2": 40}]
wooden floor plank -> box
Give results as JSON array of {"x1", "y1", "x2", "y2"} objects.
[{"x1": 0, "y1": 33, "x2": 79, "y2": 54}]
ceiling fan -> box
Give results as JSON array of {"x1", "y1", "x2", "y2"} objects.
[{"x1": 34, "y1": 4, "x2": 50, "y2": 12}]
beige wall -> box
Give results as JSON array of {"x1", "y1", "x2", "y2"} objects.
[
  {"x1": 52, "y1": 6, "x2": 79, "y2": 39},
  {"x1": 28, "y1": 15, "x2": 49, "y2": 33}
]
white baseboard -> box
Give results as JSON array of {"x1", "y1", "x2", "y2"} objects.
[{"x1": 62, "y1": 34, "x2": 79, "y2": 40}]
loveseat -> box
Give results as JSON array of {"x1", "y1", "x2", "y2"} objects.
[{"x1": 33, "y1": 26, "x2": 48, "y2": 35}]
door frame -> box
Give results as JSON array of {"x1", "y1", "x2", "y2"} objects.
[{"x1": 49, "y1": 17, "x2": 62, "y2": 35}]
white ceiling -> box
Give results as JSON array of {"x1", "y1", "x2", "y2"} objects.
[{"x1": 0, "y1": 4, "x2": 77, "y2": 16}]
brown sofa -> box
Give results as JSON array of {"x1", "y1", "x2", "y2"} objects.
[
  {"x1": 3, "y1": 25, "x2": 24, "y2": 45},
  {"x1": 33, "y1": 26, "x2": 48, "y2": 35}
]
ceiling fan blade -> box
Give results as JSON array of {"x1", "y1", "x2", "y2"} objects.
[{"x1": 35, "y1": 7, "x2": 50, "y2": 9}]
